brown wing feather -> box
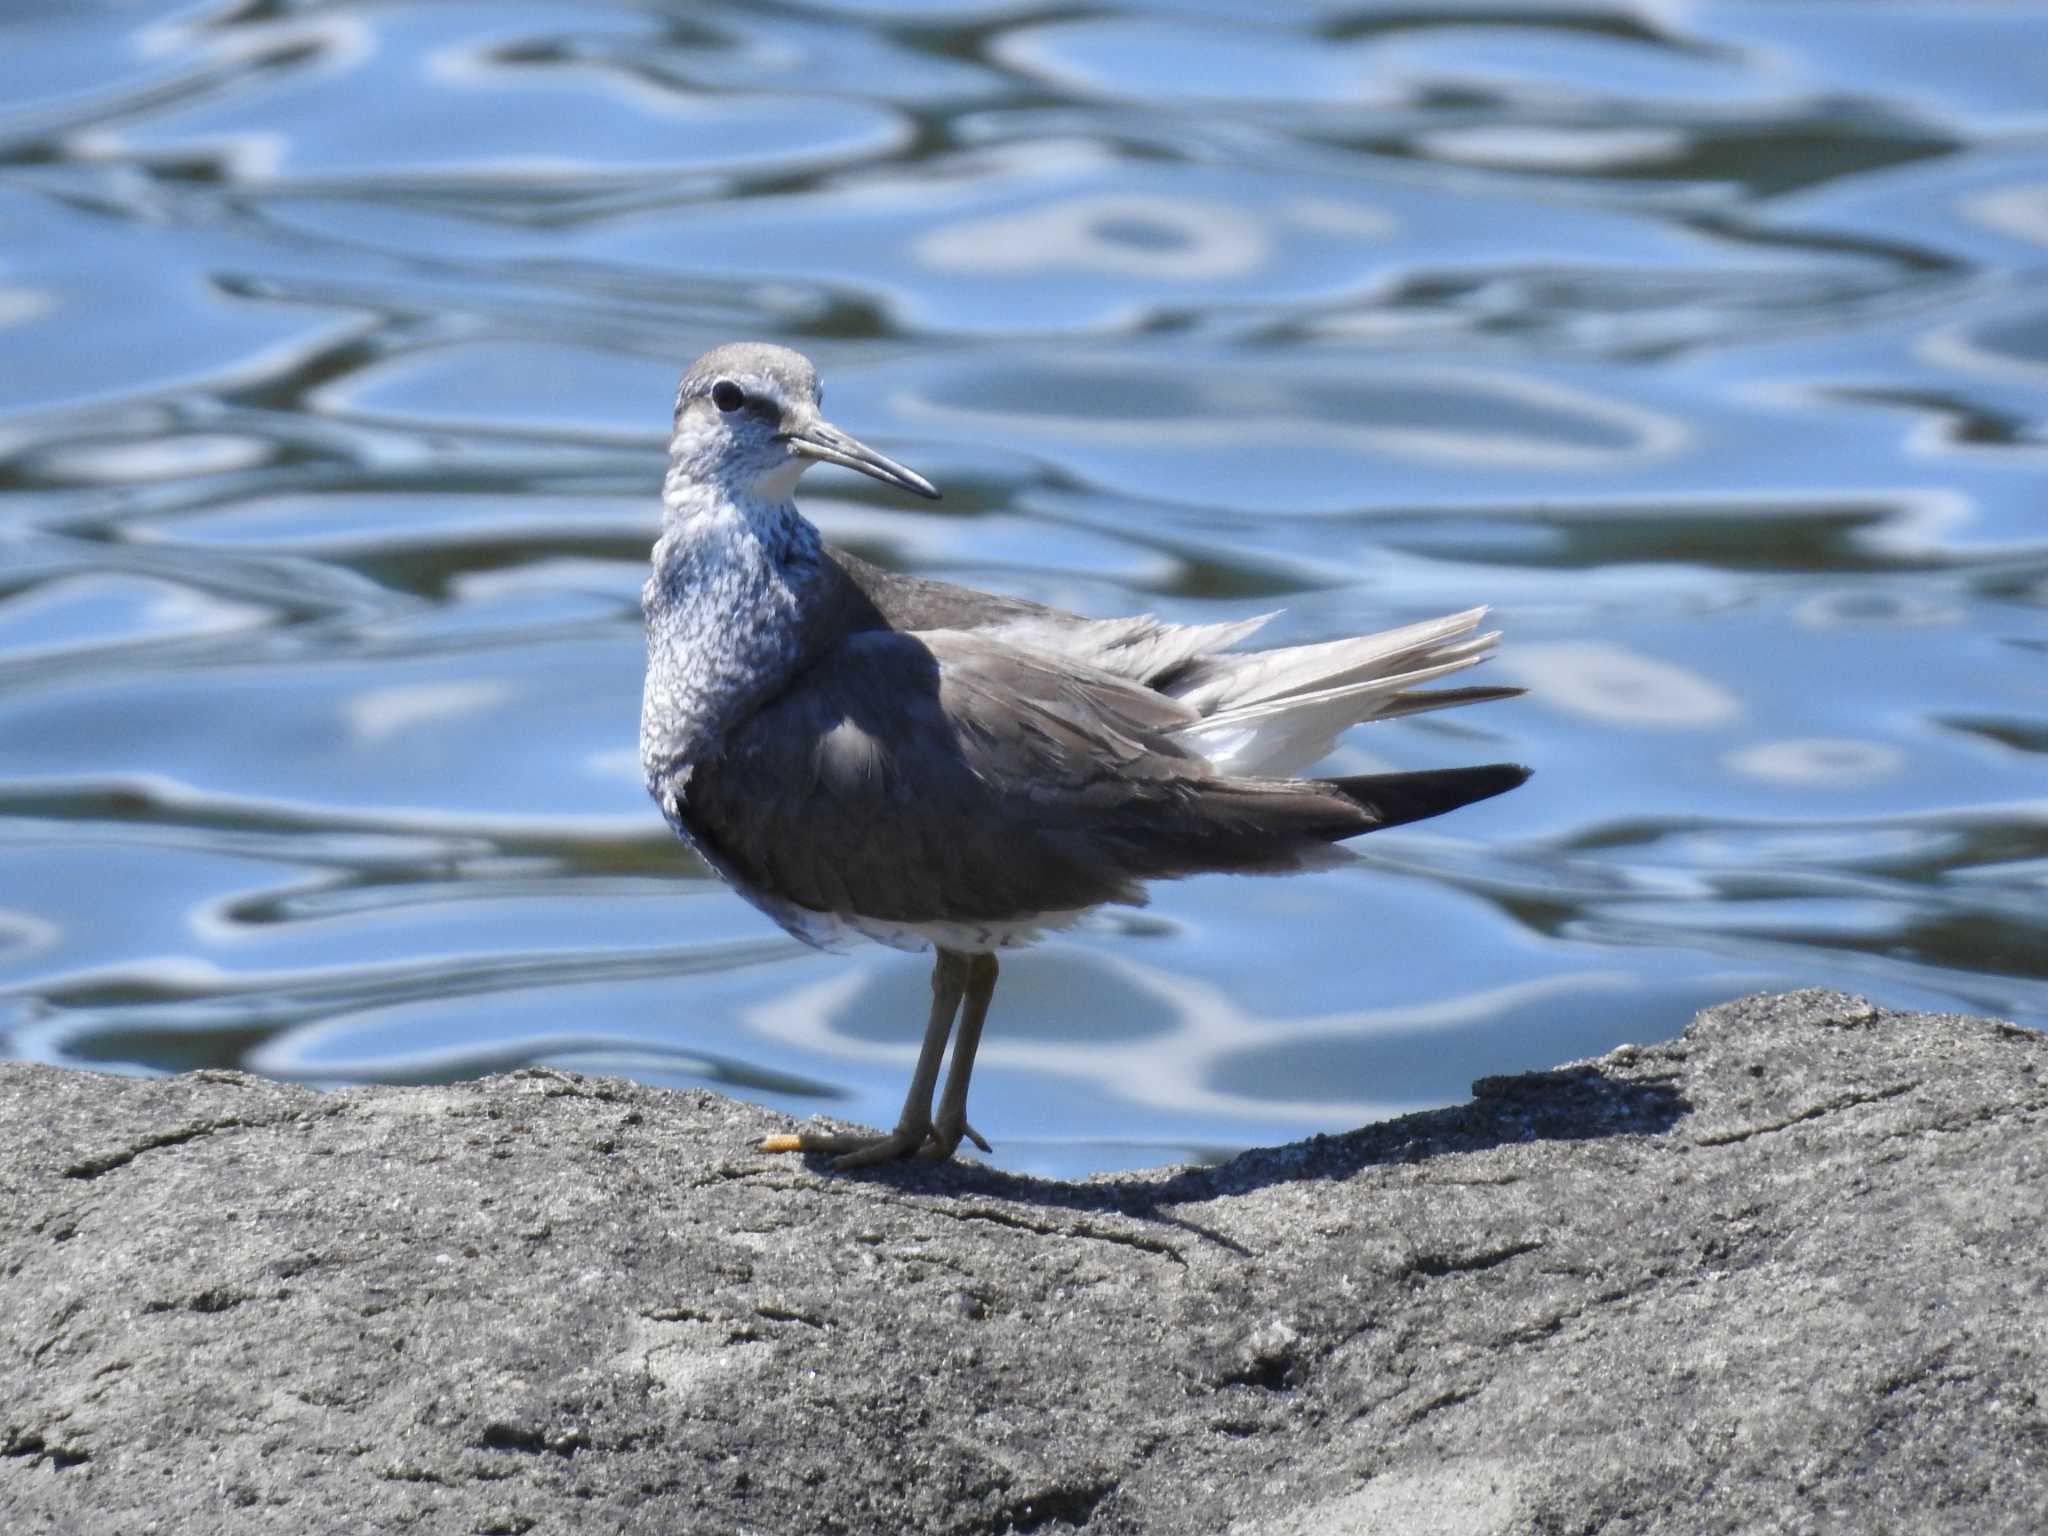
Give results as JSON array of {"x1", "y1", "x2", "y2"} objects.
[{"x1": 681, "y1": 629, "x2": 1378, "y2": 925}]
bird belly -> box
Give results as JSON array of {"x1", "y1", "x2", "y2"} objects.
[{"x1": 838, "y1": 907, "x2": 1095, "y2": 955}]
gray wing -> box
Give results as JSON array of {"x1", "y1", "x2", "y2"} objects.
[
  {"x1": 825, "y1": 546, "x2": 1268, "y2": 689},
  {"x1": 824, "y1": 548, "x2": 1057, "y2": 633},
  {"x1": 680, "y1": 628, "x2": 1374, "y2": 926}
]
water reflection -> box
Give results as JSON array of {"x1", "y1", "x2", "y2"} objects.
[
  {"x1": 0, "y1": 0, "x2": 2043, "y2": 1177},
  {"x1": 1509, "y1": 642, "x2": 1740, "y2": 729}
]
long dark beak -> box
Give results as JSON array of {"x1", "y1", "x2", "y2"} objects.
[{"x1": 783, "y1": 415, "x2": 940, "y2": 501}]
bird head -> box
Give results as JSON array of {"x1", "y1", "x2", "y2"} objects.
[{"x1": 667, "y1": 342, "x2": 939, "y2": 506}]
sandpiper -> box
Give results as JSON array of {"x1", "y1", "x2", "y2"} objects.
[{"x1": 641, "y1": 342, "x2": 1528, "y2": 1168}]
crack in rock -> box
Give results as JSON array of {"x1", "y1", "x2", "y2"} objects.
[
  {"x1": 1402, "y1": 1383, "x2": 1481, "y2": 1426},
  {"x1": 141, "y1": 1286, "x2": 260, "y2": 1316},
  {"x1": 2, "y1": 1429, "x2": 92, "y2": 1471},
  {"x1": 1692, "y1": 1082, "x2": 1918, "y2": 1147},
  {"x1": 62, "y1": 1116, "x2": 262, "y2": 1180},
  {"x1": 946, "y1": 1204, "x2": 1188, "y2": 1267},
  {"x1": 477, "y1": 1421, "x2": 589, "y2": 1457},
  {"x1": 1402, "y1": 1239, "x2": 1543, "y2": 1279}
]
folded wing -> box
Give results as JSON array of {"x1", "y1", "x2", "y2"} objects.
[{"x1": 681, "y1": 628, "x2": 1387, "y2": 926}]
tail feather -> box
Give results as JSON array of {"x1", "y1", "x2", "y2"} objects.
[
  {"x1": 1176, "y1": 654, "x2": 1507, "y2": 776},
  {"x1": 1166, "y1": 607, "x2": 1491, "y2": 714},
  {"x1": 1367, "y1": 684, "x2": 1526, "y2": 722},
  {"x1": 1156, "y1": 606, "x2": 1515, "y2": 775},
  {"x1": 1331, "y1": 763, "x2": 1532, "y2": 832}
]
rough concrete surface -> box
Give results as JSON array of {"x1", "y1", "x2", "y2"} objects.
[{"x1": 2, "y1": 989, "x2": 2044, "y2": 1535}]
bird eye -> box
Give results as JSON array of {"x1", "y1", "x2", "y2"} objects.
[{"x1": 711, "y1": 380, "x2": 745, "y2": 413}]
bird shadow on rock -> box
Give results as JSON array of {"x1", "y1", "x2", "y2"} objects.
[{"x1": 818, "y1": 1062, "x2": 1689, "y2": 1258}]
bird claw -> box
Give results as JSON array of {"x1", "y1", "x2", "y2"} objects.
[{"x1": 917, "y1": 1117, "x2": 991, "y2": 1161}]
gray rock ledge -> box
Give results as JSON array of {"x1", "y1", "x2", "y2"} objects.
[{"x1": 3, "y1": 989, "x2": 2044, "y2": 1535}]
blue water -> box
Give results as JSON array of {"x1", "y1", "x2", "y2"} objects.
[{"x1": 1, "y1": 0, "x2": 2044, "y2": 1176}]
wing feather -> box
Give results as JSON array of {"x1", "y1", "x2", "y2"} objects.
[{"x1": 681, "y1": 628, "x2": 1374, "y2": 925}]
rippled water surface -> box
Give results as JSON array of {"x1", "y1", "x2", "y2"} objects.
[{"x1": 3, "y1": 0, "x2": 2045, "y2": 1175}]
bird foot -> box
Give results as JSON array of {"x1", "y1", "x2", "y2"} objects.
[
  {"x1": 759, "y1": 1119, "x2": 990, "y2": 1168},
  {"x1": 759, "y1": 1123, "x2": 930, "y2": 1169}
]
